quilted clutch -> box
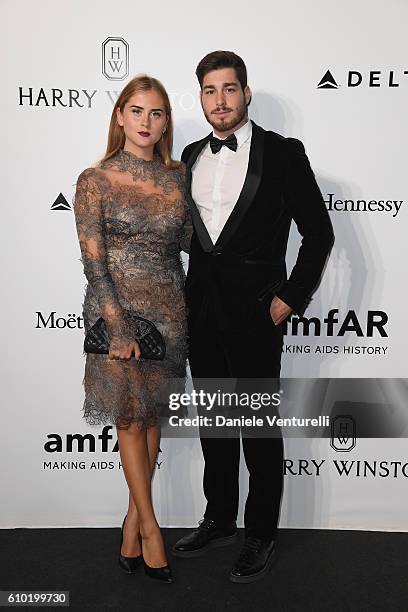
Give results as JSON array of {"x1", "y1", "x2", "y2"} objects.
[{"x1": 84, "y1": 314, "x2": 166, "y2": 360}]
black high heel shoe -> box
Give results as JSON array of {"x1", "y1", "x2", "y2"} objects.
[
  {"x1": 141, "y1": 536, "x2": 173, "y2": 583},
  {"x1": 118, "y1": 515, "x2": 143, "y2": 574},
  {"x1": 143, "y1": 559, "x2": 173, "y2": 583}
]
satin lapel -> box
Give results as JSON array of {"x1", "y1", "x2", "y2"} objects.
[
  {"x1": 185, "y1": 134, "x2": 214, "y2": 253},
  {"x1": 214, "y1": 121, "x2": 265, "y2": 250}
]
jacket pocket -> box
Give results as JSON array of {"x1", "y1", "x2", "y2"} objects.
[
  {"x1": 256, "y1": 280, "x2": 283, "y2": 302},
  {"x1": 244, "y1": 259, "x2": 282, "y2": 266}
]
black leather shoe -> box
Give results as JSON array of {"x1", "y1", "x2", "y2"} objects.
[
  {"x1": 118, "y1": 515, "x2": 143, "y2": 574},
  {"x1": 172, "y1": 518, "x2": 238, "y2": 558},
  {"x1": 143, "y1": 560, "x2": 173, "y2": 583},
  {"x1": 229, "y1": 537, "x2": 275, "y2": 583}
]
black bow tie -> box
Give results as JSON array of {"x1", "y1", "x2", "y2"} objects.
[{"x1": 209, "y1": 133, "x2": 238, "y2": 154}]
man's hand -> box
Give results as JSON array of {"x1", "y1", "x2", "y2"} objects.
[{"x1": 269, "y1": 296, "x2": 292, "y2": 325}]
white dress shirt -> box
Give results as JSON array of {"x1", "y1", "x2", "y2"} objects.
[{"x1": 191, "y1": 119, "x2": 252, "y2": 244}]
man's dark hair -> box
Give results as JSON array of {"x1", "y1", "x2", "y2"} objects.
[{"x1": 195, "y1": 50, "x2": 248, "y2": 92}]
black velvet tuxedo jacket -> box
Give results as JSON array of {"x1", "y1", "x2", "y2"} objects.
[{"x1": 181, "y1": 120, "x2": 334, "y2": 332}]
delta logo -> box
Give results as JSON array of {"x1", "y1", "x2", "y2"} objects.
[
  {"x1": 51, "y1": 193, "x2": 71, "y2": 211},
  {"x1": 317, "y1": 70, "x2": 339, "y2": 89},
  {"x1": 317, "y1": 68, "x2": 408, "y2": 89}
]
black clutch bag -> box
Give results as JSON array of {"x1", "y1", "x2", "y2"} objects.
[{"x1": 84, "y1": 314, "x2": 166, "y2": 360}]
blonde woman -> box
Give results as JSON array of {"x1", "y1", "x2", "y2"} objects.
[{"x1": 74, "y1": 75, "x2": 191, "y2": 583}]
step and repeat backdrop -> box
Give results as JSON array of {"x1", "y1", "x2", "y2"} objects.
[{"x1": 2, "y1": 0, "x2": 407, "y2": 530}]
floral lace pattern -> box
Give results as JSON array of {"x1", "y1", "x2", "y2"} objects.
[{"x1": 74, "y1": 149, "x2": 192, "y2": 429}]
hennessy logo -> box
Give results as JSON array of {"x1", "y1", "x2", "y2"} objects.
[
  {"x1": 102, "y1": 37, "x2": 129, "y2": 81},
  {"x1": 325, "y1": 193, "x2": 404, "y2": 218}
]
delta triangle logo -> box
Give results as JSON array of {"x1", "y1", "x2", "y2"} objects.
[
  {"x1": 51, "y1": 193, "x2": 71, "y2": 211},
  {"x1": 317, "y1": 70, "x2": 339, "y2": 89}
]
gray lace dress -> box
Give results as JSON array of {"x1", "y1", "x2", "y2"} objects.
[{"x1": 73, "y1": 149, "x2": 191, "y2": 429}]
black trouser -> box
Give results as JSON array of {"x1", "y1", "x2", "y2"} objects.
[{"x1": 188, "y1": 318, "x2": 284, "y2": 540}]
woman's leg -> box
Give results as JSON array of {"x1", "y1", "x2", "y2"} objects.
[
  {"x1": 117, "y1": 422, "x2": 166, "y2": 566},
  {"x1": 120, "y1": 425, "x2": 161, "y2": 556}
]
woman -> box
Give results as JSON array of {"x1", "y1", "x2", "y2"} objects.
[{"x1": 73, "y1": 74, "x2": 191, "y2": 584}]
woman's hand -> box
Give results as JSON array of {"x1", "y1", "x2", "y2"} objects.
[{"x1": 108, "y1": 338, "x2": 141, "y2": 360}]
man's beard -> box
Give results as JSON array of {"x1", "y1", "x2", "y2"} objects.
[{"x1": 204, "y1": 99, "x2": 248, "y2": 133}]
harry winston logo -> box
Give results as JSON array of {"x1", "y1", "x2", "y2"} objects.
[
  {"x1": 330, "y1": 415, "x2": 356, "y2": 452},
  {"x1": 317, "y1": 70, "x2": 339, "y2": 89},
  {"x1": 51, "y1": 193, "x2": 71, "y2": 210},
  {"x1": 102, "y1": 37, "x2": 129, "y2": 81}
]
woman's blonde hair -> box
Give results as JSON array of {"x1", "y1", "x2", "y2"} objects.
[{"x1": 100, "y1": 74, "x2": 180, "y2": 169}]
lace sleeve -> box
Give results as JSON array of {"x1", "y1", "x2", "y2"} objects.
[
  {"x1": 180, "y1": 206, "x2": 193, "y2": 254},
  {"x1": 73, "y1": 168, "x2": 132, "y2": 341}
]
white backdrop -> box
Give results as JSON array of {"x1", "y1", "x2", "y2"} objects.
[{"x1": 2, "y1": 0, "x2": 407, "y2": 531}]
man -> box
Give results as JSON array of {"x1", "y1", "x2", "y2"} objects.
[{"x1": 172, "y1": 51, "x2": 334, "y2": 583}]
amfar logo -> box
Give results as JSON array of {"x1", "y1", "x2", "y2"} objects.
[
  {"x1": 317, "y1": 68, "x2": 408, "y2": 89},
  {"x1": 102, "y1": 37, "x2": 129, "y2": 81},
  {"x1": 51, "y1": 193, "x2": 71, "y2": 211},
  {"x1": 45, "y1": 427, "x2": 119, "y2": 452},
  {"x1": 325, "y1": 193, "x2": 403, "y2": 218},
  {"x1": 330, "y1": 415, "x2": 356, "y2": 452},
  {"x1": 43, "y1": 426, "x2": 163, "y2": 469},
  {"x1": 36, "y1": 312, "x2": 84, "y2": 329},
  {"x1": 282, "y1": 309, "x2": 388, "y2": 338}
]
